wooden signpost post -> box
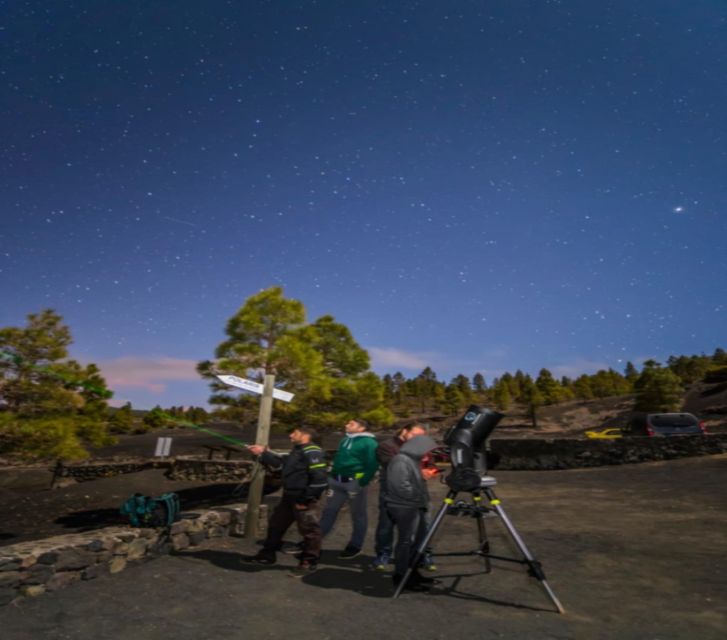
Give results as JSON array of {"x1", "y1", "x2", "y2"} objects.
[{"x1": 216, "y1": 373, "x2": 294, "y2": 538}]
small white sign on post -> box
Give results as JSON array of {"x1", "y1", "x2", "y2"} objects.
[
  {"x1": 216, "y1": 374, "x2": 294, "y2": 402},
  {"x1": 154, "y1": 436, "x2": 172, "y2": 458}
]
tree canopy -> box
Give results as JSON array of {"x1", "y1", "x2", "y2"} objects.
[
  {"x1": 0, "y1": 309, "x2": 113, "y2": 459},
  {"x1": 198, "y1": 287, "x2": 393, "y2": 430}
]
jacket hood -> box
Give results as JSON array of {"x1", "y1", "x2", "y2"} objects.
[
  {"x1": 400, "y1": 435, "x2": 438, "y2": 459},
  {"x1": 344, "y1": 432, "x2": 376, "y2": 439}
]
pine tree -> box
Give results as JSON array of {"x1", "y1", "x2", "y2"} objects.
[
  {"x1": 472, "y1": 372, "x2": 487, "y2": 393},
  {"x1": 573, "y1": 375, "x2": 594, "y2": 400},
  {"x1": 624, "y1": 361, "x2": 639, "y2": 384},
  {"x1": 635, "y1": 368, "x2": 684, "y2": 412},
  {"x1": 199, "y1": 287, "x2": 392, "y2": 429},
  {"x1": 142, "y1": 406, "x2": 169, "y2": 430},
  {"x1": 536, "y1": 368, "x2": 562, "y2": 405},
  {"x1": 0, "y1": 309, "x2": 113, "y2": 459},
  {"x1": 452, "y1": 374, "x2": 473, "y2": 404},
  {"x1": 109, "y1": 402, "x2": 135, "y2": 433},
  {"x1": 493, "y1": 382, "x2": 511, "y2": 411},
  {"x1": 443, "y1": 384, "x2": 465, "y2": 414}
]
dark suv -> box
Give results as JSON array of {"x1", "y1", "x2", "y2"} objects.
[{"x1": 624, "y1": 412, "x2": 706, "y2": 437}]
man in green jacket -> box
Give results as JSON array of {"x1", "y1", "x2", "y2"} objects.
[{"x1": 320, "y1": 418, "x2": 379, "y2": 558}]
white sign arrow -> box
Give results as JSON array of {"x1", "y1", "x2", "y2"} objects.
[{"x1": 216, "y1": 374, "x2": 294, "y2": 403}]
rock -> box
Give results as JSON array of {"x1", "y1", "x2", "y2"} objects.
[
  {"x1": 170, "y1": 520, "x2": 190, "y2": 535},
  {"x1": 213, "y1": 511, "x2": 232, "y2": 526},
  {"x1": 82, "y1": 564, "x2": 107, "y2": 580},
  {"x1": 188, "y1": 531, "x2": 207, "y2": 546},
  {"x1": 85, "y1": 539, "x2": 106, "y2": 552},
  {"x1": 126, "y1": 539, "x2": 148, "y2": 561},
  {"x1": 171, "y1": 533, "x2": 190, "y2": 551},
  {"x1": 0, "y1": 572, "x2": 23, "y2": 588},
  {"x1": 55, "y1": 549, "x2": 95, "y2": 571},
  {"x1": 37, "y1": 551, "x2": 59, "y2": 565},
  {"x1": 20, "y1": 585, "x2": 45, "y2": 597},
  {"x1": 149, "y1": 540, "x2": 173, "y2": 555},
  {"x1": 46, "y1": 572, "x2": 80, "y2": 591},
  {"x1": 0, "y1": 559, "x2": 22, "y2": 572},
  {"x1": 25, "y1": 564, "x2": 54, "y2": 585},
  {"x1": 187, "y1": 519, "x2": 205, "y2": 534},
  {"x1": 109, "y1": 557, "x2": 127, "y2": 574}
]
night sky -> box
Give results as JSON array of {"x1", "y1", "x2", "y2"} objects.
[{"x1": 2, "y1": 1, "x2": 726, "y2": 409}]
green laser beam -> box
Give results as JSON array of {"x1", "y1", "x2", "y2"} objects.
[
  {"x1": 0, "y1": 349, "x2": 113, "y2": 398},
  {"x1": 158, "y1": 412, "x2": 251, "y2": 448}
]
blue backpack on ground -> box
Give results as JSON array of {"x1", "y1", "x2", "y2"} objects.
[{"x1": 120, "y1": 492, "x2": 181, "y2": 527}]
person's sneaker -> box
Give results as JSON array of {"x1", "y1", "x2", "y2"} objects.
[
  {"x1": 241, "y1": 551, "x2": 275, "y2": 565},
  {"x1": 338, "y1": 546, "x2": 361, "y2": 559},
  {"x1": 371, "y1": 552, "x2": 390, "y2": 571},
  {"x1": 289, "y1": 561, "x2": 318, "y2": 577},
  {"x1": 283, "y1": 541, "x2": 304, "y2": 555},
  {"x1": 419, "y1": 553, "x2": 437, "y2": 571}
]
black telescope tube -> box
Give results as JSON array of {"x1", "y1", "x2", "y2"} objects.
[{"x1": 445, "y1": 405, "x2": 505, "y2": 470}]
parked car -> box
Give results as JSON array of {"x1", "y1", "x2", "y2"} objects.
[
  {"x1": 623, "y1": 413, "x2": 706, "y2": 437},
  {"x1": 585, "y1": 427, "x2": 623, "y2": 439}
]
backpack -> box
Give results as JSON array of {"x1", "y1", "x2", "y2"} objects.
[{"x1": 120, "y1": 492, "x2": 181, "y2": 527}]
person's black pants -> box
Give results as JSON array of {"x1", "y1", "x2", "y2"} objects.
[
  {"x1": 263, "y1": 495, "x2": 321, "y2": 562},
  {"x1": 386, "y1": 505, "x2": 425, "y2": 577}
]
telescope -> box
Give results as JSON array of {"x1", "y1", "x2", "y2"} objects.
[
  {"x1": 395, "y1": 404, "x2": 565, "y2": 613},
  {"x1": 443, "y1": 405, "x2": 504, "y2": 491}
]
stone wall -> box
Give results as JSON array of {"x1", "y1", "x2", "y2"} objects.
[
  {"x1": 52, "y1": 460, "x2": 160, "y2": 483},
  {"x1": 51, "y1": 458, "x2": 257, "y2": 485},
  {"x1": 0, "y1": 503, "x2": 267, "y2": 606},
  {"x1": 491, "y1": 433, "x2": 727, "y2": 470},
  {"x1": 166, "y1": 459, "x2": 255, "y2": 482}
]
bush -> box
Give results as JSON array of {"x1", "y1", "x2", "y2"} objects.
[{"x1": 0, "y1": 413, "x2": 89, "y2": 461}]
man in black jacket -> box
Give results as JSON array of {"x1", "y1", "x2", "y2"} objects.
[{"x1": 244, "y1": 426, "x2": 328, "y2": 576}]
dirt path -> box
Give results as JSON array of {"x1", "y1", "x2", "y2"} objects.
[{"x1": 1, "y1": 454, "x2": 725, "y2": 639}]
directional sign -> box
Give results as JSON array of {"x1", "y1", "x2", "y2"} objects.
[
  {"x1": 216, "y1": 374, "x2": 294, "y2": 402},
  {"x1": 154, "y1": 436, "x2": 172, "y2": 457}
]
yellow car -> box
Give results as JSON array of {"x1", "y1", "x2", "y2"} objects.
[{"x1": 584, "y1": 427, "x2": 623, "y2": 440}]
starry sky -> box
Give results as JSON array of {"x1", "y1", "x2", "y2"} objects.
[{"x1": 1, "y1": 1, "x2": 726, "y2": 409}]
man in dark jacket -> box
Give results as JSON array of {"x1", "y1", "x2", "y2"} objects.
[
  {"x1": 244, "y1": 426, "x2": 328, "y2": 576},
  {"x1": 373, "y1": 421, "x2": 428, "y2": 570},
  {"x1": 385, "y1": 434, "x2": 439, "y2": 591}
]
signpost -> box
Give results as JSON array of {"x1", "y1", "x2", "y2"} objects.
[
  {"x1": 215, "y1": 373, "x2": 293, "y2": 538},
  {"x1": 216, "y1": 374, "x2": 294, "y2": 402},
  {"x1": 154, "y1": 436, "x2": 172, "y2": 459}
]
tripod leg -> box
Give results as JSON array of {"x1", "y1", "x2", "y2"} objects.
[
  {"x1": 483, "y1": 488, "x2": 565, "y2": 614},
  {"x1": 473, "y1": 494, "x2": 492, "y2": 573},
  {"x1": 392, "y1": 491, "x2": 455, "y2": 599}
]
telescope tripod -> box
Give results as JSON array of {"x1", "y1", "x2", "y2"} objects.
[{"x1": 392, "y1": 475, "x2": 565, "y2": 614}]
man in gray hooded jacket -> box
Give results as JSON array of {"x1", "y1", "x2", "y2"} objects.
[{"x1": 385, "y1": 434, "x2": 438, "y2": 590}]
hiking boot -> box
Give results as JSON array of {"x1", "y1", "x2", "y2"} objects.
[
  {"x1": 371, "y1": 552, "x2": 390, "y2": 571},
  {"x1": 241, "y1": 551, "x2": 276, "y2": 565},
  {"x1": 289, "y1": 561, "x2": 318, "y2": 578},
  {"x1": 338, "y1": 546, "x2": 361, "y2": 559},
  {"x1": 418, "y1": 553, "x2": 437, "y2": 572}
]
